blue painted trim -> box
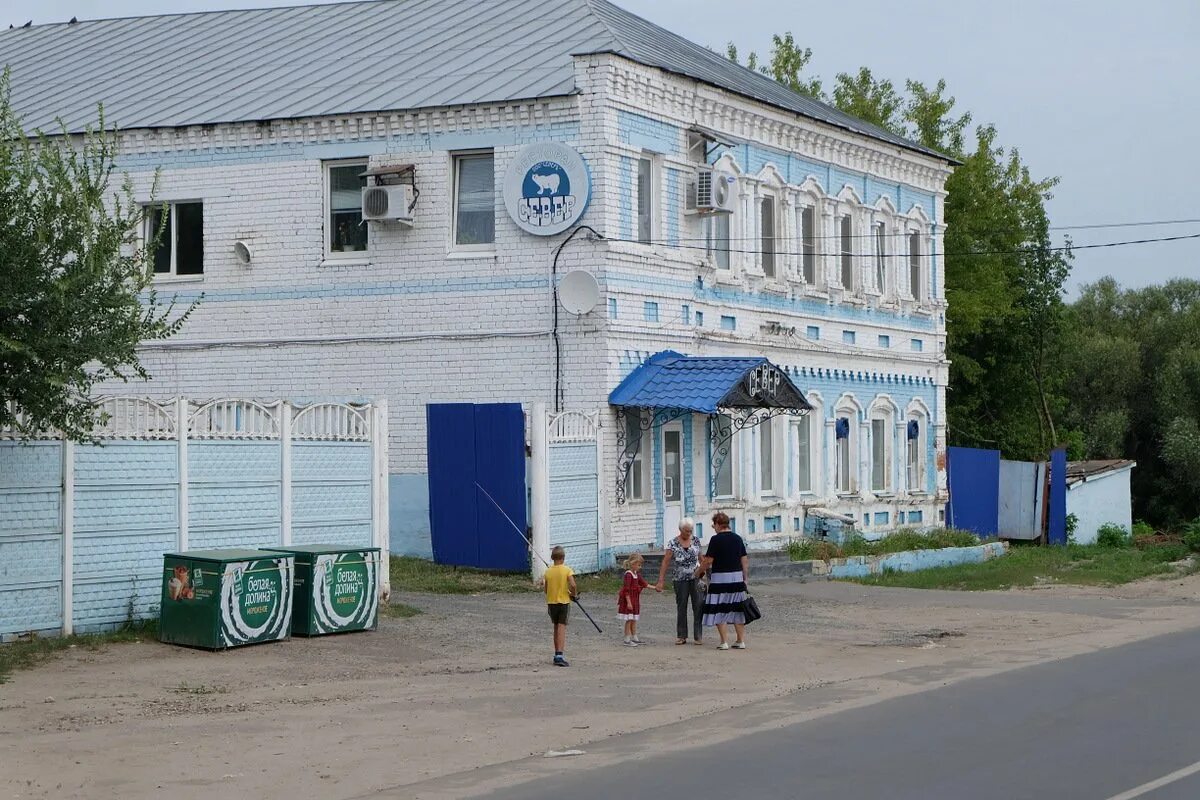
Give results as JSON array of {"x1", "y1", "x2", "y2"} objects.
[
  {"x1": 619, "y1": 156, "x2": 635, "y2": 240},
  {"x1": 616, "y1": 110, "x2": 681, "y2": 154},
  {"x1": 606, "y1": 271, "x2": 938, "y2": 332},
  {"x1": 142, "y1": 275, "x2": 547, "y2": 306}
]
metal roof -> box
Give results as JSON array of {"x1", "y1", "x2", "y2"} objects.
[
  {"x1": 0, "y1": 0, "x2": 950, "y2": 162},
  {"x1": 1065, "y1": 459, "x2": 1136, "y2": 486},
  {"x1": 609, "y1": 350, "x2": 811, "y2": 414}
]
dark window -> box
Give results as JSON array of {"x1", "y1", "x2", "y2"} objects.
[
  {"x1": 840, "y1": 215, "x2": 854, "y2": 289},
  {"x1": 147, "y1": 202, "x2": 203, "y2": 276},
  {"x1": 328, "y1": 163, "x2": 368, "y2": 254},
  {"x1": 801, "y1": 206, "x2": 816, "y2": 283},
  {"x1": 760, "y1": 195, "x2": 776, "y2": 278}
]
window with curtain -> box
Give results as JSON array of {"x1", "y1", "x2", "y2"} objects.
[
  {"x1": 840, "y1": 214, "x2": 854, "y2": 289},
  {"x1": 874, "y1": 221, "x2": 887, "y2": 294},
  {"x1": 907, "y1": 418, "x2": 923, "y2": 491},
  {"x1": 327, "y1": 161, "x2": 367, "y2": 255},
  {"x1": 801, "y1": 205, "x2": 816, "y2": 284},
  {"x1": 453, "y1": 151, "x2": 495, "y2": 247},
  {"x1": 909, "y1": 230, "x2": 922, "y2": 300},
  {"x1": 796, "y1": 415, "x2": 812, "y2": 493},
  {"x1": 760, "y1": 194, "x2": 777, "y2": 278},
  {"x1": 707, "y1": 212, "x2": 731, "y2": 269},
  {"x1": 637, "y1": 155, "x2": 654, "y2": 243},
  {"x1": 759, "y1": 416, "x2": 774, "y2": 493},
  {"x1": 871, "y1": 417, "x2": 890, "y2": 492},
  {"x1": 836, "y1": 415, "x2": 852, "y2": 492},
  {"x1": 624, "y1": 412, "x2": 647, "y2": 502}
]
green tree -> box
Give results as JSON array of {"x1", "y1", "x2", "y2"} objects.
[
  {"x1": 0, "y1": 72, "x2": 194, "y2": 440},
  {"x1": 831, "y1": 68, "x2": 902, "y2": 132},
  {"x1": 726, "y1": 33, "x2": 823, "y2": 99}
]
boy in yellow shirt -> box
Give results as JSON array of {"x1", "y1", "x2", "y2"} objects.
[{"x1": 544, "y1": 546, "x2": 578, "y2": 667}]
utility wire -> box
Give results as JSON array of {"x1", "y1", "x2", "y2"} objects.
[{"x1": 606, "y1": 231, "x2": 1200, "y2": 260}]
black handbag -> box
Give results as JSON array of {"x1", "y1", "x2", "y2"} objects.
[{"x1": 741, "y1": 595, "x2": 762, "y2": 624}]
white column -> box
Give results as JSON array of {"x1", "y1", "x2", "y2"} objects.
[
  {"x1": 280, "y1": 402, "x2": 293, "y2": 547},
  {"x1": 373, "y1": 399, "x2": 390, "y2": 565},
  {"x1": 595, "y1": 411, "x2": 610, "y2": 562},
  {"x1": 61, "y1": 439, "x2": 74, "y2": 636},
  {"x1": 177, "y1": 396, "x2": 189, "y2": 551},
  {"x1": 530, "y1": 403, "x2": 551, "y2": 581}
]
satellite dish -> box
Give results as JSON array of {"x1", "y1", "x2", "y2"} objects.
[
  {"x1": 233, "y1": 240, "x2": 253, "y2": 266},
  {"x1": 559, "y1": 269, "x2": 600, "y2": 315}
]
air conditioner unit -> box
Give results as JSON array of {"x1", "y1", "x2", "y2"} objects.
[
  {"x1": 686, "y1": 167, "x2": 737, "y2": 214},
  {"x1": 361, "y1": 184, "x2": 415, "y2": 223}
]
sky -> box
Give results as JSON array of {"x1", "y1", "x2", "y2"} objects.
[{"x1": 4, "y1": 0, "x2": 1197, "y2": 294}]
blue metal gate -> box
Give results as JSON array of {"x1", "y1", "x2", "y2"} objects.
[
  {"x1": 947, "y1": 446, "x2": 1000, "y2": 537},
  {"x1": 426, "y1": 403, "x2": 528, "y2": 571}
]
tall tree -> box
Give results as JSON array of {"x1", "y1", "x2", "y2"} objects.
[
  {"x1": 726, "y1": 33, "x2": 823, "y2": 99},
  {"x1": 0, "y1": 72, "x2": 194, "y2": 440}
]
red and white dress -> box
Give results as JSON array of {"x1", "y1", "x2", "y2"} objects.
[{"x1": 617, "y1": 570, "x2": 649, "y2": 621}]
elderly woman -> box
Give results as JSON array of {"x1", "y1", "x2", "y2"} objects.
[
  {"x1": 698, "y1": 511, "x2": 749, "y2": 650},
  {"x1": 655, "y1": 517, "x2": 704, "y2": 645}
]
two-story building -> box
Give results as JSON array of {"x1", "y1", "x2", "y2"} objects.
[{"x1": 2, "y1": 0, "x2": 954, "y2": 564}]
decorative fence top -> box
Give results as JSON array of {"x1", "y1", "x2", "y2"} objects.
[
  {"x1": 548, "y1": 411, "x2": 600, "y2": 443},
  {"x1": 2, "y1": 398, "x2": 376, "y2": 443}
]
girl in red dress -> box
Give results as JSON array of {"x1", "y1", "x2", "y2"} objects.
[{"x1": 618, "y1": 552, "x2": 649, "y2": 646}]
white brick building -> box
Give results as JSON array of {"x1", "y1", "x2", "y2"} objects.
[{"x1": 3, "y1": 0, "x2": 954, "y2": 563}]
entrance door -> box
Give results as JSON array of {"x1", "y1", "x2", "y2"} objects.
[{"x1": 661, "y1": 422, "x2": 683, "y2": 546}]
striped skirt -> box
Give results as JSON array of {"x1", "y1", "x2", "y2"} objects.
[{"x1": 701, "y1": 570, "x2": 747, "y2": 626}]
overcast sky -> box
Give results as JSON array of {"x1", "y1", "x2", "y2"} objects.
[{"x1": 5, "y1": 0, "x2": 1197, "y2": 293}]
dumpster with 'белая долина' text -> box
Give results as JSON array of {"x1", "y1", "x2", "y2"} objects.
[{"x1": 263, "y1": 545, "x2": 380, "y2": 636}]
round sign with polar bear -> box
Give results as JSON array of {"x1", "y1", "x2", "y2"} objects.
[{"x1": 503, "y1": 142, "x2": 591, "y2": 236}]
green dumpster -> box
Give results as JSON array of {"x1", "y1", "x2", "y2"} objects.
[
  {"x1": 159, "y1": 549, "x2": 295, "y2": 650},
  {"x1": 262, "y1": 545, "x2": 380, "y2": 636}
]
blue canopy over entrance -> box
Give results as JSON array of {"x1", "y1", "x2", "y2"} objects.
[{"x1": 608, "y1": 350, "x2": 812, "y2": 413}]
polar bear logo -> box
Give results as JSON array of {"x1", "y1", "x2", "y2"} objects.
[{"x1": 531, "y1": 172, "x2": 561, "y2": 195}]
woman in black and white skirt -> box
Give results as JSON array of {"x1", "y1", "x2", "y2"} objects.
[{"x1": 698, "y1": 511, "x2": 749, "y2": 650}]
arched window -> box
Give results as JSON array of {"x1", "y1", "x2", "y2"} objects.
[
  {"x1": 795, "y1": 178, "x2": 825, "y2": 287},
  {"x1": 905, "y1": 400, "x2": 931, "y2": 493},
  {"x1": 793, "y1": 391, "x2": 822, "y2": 496},
  {"x1": 837, "y1": 187, "x2": 863, "y2": 294},
  {"x1": 868, "y1": 396, "x2": 899, "y2": 494},
  {"x1": 872, "y1": 197, "x2": 897, "y2": 298},
  {"x1": 904, "y1": 205, "x2": 931, "y2": 303},
  {"x1": 834, "y1": 394, "x2": 863, "y2": 494}
]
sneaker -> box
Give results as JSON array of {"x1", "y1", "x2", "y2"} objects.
[
  {"x1": 717, "y1": 642, "x2": 730, "y2": 651},
  {"x1": 732, "y1": 641, "x2": 747, "y2": 650},
  {"x1": 632, "y1": 636, "x2": 644, "y2": 644},
  {"x1": 623, "y1": 639, "x2": 639, "y2": 647},
  {"x1": 554, "y1": 657, "x2": 570, "y2": 667}
]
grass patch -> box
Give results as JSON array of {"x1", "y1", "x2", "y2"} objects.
[
  {"x1": 0, "y1": 620, "x2": 157, "y2": 684},
  {"x1": 848, "y1": 544, "x2": 1177, "y2": 591},
  {"x1": 385, "y1": 602, "x2": 423, "y2": 618},
  {"x1": 788, "y1": 528, "x2": 982, "y2": 561},
  {"x1": 389, "y1": 556, "x2": 624, "y2": 596}
]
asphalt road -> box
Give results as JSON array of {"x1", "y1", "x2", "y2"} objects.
[{"x1": 481, "y1": 627, "x2": 1200, "y2": 800}]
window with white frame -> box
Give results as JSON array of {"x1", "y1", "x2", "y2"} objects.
[
  {"x1": 800, "y1": 204, "x2": 817, "y2": 284},
  {"x1": 145, "y1": 201, "x2": 204, "y2": 276},
  {"x1": 637, "y1": 154, "x2": 657, "y2": 244},
  {"x1": 760, "y1": 193, "x2": 778, "y2": 278},
  {"x1": 795, "y1": 414, "x2": 813, "y2": 493},
  {"x1": 759, "y1": 416, "x2": 777, "y2": 495},
  {"x1": 906, "y1": 415, "x2": 926, "y2": 492},
  {"x1": 873, "y1": 221, "x2": 888, "y2": 295},
  {"x1": 452, "y1": 150, "x2": 495, "y2": 248},
  {"x1": 326, "y1": 160, "x2": 368, "y2": 256},
  {"x1": 870, "y1": 412, "x2": 893, "y2": 493},
  {"x1": 712, "y1": 414, "x2": 735, "y2": 498},
  {"x1": 706, "y1": 212, "x2": 731, "y2": 269},
  {"x1": 909, "y1": 230, "x2": 923, "y2": 301},
  {"x1": 624, "y1": 412, "x2": 649, "y2": 502},
  {"x1": 840, "y1": 214, "x2": 855, "y2": 290},
  {"x1": 835, "y1": 413, "x2": 855, "y2": 493}
]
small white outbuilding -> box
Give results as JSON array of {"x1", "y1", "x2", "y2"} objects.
[{"x1": 1065, "y1": 460, "x2": 1137, "y2": 544}]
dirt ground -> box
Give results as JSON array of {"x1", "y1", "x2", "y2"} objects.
[{"x1": 3, "y1": 573, "x2": 1200, "y2": 800}]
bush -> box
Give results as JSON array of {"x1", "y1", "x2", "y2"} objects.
[
  {"x1": 1096, "y1": 524, "x2": 1132, "y2": 548},
  {"x1": 1142, "y1": 543, "x2": 1191, "y2": 564},
  {"x1": 1132, "y1": 520, "x2": 1155, "y2": 538},
  {"x1": 841, "y1": 534, "x2": 873, "y2": 557},
  {"x1": 1183, "y1": 520, "x2": 1200, "y2": 553}
]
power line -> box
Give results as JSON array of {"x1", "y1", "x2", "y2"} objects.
[{"x1": 608, "y1": 231, "x2": 1200, "y2": 260}]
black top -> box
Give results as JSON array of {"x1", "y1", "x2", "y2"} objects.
[{"x1": 705, "y1": 531, "x2": 747, "y2": 574}]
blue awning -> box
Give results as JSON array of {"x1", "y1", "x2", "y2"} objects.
[{"x1": 608, "y1": 350, "x2": 812, "y2": 414}]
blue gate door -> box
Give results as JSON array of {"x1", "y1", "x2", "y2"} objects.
[
  {"x1": 427, "y1": 403, "x2": 528, "y2": 571},
  {"x1": 947, "y1": 446, "x2": 1000, "y2": 538}
]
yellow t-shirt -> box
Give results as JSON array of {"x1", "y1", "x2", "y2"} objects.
[{"x1": 544, "y1": 564, "x2": 574, "y2": 604}]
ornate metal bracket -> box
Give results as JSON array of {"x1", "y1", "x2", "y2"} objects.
[
  {"x1": 707, "y1": 406, "x2": 810, "y2": 500},
  {"x1": 614, "y1": 406, "x2": 692, "y2": 505}
]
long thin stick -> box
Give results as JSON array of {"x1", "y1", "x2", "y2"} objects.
[{"x1": 475, "y1": 482, "x2": 603, "y2": 633}]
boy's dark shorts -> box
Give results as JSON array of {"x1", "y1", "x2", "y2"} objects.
[{"x1": 547, "y1": 603, "x2": 570, "y2": 625}]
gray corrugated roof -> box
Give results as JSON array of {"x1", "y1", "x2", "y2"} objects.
[{"x1": 0, "y1": 0, "x2": 950, "y2": 162}]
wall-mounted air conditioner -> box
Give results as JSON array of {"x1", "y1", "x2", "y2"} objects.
[
  {"x1": 361, "y1": 184, "x2": 415, "y2": 224},
  {"x1": 686, "y1": 167, "x2": 737, "y2": 214}
]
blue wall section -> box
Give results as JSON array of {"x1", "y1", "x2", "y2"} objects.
[
  {"x1": 0, "y1": 442, "x2": 64, "y2": 636},
  {"x1": 73, "y1": 442, "x2": 178, "y2": 632},
  {"x1": 548, "y1": 443, "x2": 600, "y2": 574},
  {"x1": 188, "y1": 441, "x2": 281, "y2": 551},
  {"x1": 390, "y1": 474, "x2": 432, "y2": 558}
]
